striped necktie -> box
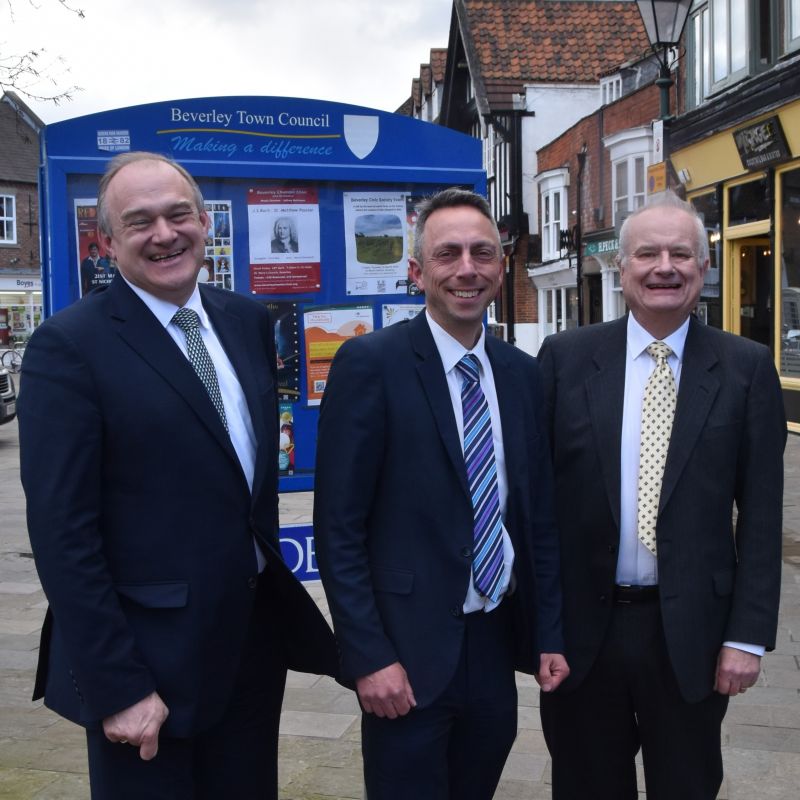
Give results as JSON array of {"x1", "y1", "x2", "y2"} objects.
[
  {"x1": 456, "y1": 354, "x2": 504, "y2": 602},
  {"x1": 172, "y1": 308, "x2": 228, "y2": 432}
]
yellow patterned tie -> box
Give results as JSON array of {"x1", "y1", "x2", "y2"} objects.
[{"x1": 636, "y1": 342, "x2": 676, "y2": 556}]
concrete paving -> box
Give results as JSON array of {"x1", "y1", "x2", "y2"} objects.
[{"x1": 1, "y1": 412, "x2": 798, "y2": 799}]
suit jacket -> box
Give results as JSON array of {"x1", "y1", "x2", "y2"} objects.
[
  {"x1": 18, "y1": 275, "x2": 337, "y2": 736},
  {"x1": 314, "y1": 312, "x2": 564, "y2": 708},
  {"x1": 538, "y1": 315, "x2": 786, "y2": 702}
]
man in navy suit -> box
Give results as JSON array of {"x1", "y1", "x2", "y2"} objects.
[
  {"x1": 539, "y1": 192, "x2": 786, "y2": 799},
  {"x1": 18, "y1": 152, "x2": 337, "y2": 799},
  {"x1": 314, "y1": 188, "x2": 569, "y2": 800}
]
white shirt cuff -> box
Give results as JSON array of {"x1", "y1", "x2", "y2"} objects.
[{"x1": 723, "y1": 641, "x2": 765, "y2": 657}]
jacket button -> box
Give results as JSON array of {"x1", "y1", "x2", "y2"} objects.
[
  {"x1": 599, "y1": 594, "x2": 607, "y2": 603},
  {"x1": 461, "y1": 547, "x2": 472, "y2": 558},
  {"x1": 451, "y1": 606, "x2": 463, "y2": 618},
  {"x1": 608, "y1": 544, "x2": 617, "y2": 553},
  {"x1": 247, "y1": 577, "x2": 258, "y2": 589}
]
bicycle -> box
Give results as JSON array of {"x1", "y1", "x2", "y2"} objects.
[{"x1": 1, "y1": 346, "x2": 23, "y2": 373}]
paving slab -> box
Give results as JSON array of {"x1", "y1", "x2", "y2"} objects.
[{"x1": 1, "y1": 415, "x2": 798, "y2": 798}]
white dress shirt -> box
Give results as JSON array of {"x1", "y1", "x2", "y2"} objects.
[
  {"x1": 618, "y1": 313, "x2": 761, "y2": 656},
  {"x1": 123, "y1": 278, "x2": 266, "y2": 571},
  {"x1": 426, "y1": 311, "x2": 514, "y2": 613}
]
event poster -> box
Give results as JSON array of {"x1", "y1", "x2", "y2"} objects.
[
  {"x1": 203, "y1": 200, "x2": 234, "y2": 291},
  {"x1": 278, "y1": 402, "x2": 295, "y2": 475},
  {"x1": 75, "y1": 200, "x2": 115, "y2": 297},
  {"x1": 381, "y1": 304, "x2": 424, "y2": 327},
  {"x1": 303, "y1": 304, "x2": 373, "y2": 405},
  {"x1": 343, "y1": 192, "x2": 409, "y2": 296},
  {"x1": 264, "y1": 301, "x2": 300, "y2": 401},
  {"x1": 248, "y1": 187, "x2": 321, "y2": 294}
]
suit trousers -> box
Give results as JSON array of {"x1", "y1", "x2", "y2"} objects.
[
  {"x1": 361, "y1": 600, "x2": 517, "y2": 800},
  {"x1": 540, "y1": 599, "x2": 729, "y2": 800},
  {"x1": 85, "y1": 575, "x2": 287, "y2": 800}
]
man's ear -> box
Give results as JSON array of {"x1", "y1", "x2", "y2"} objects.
[{"x1": 408, "y1": 258, "x2": 425, "y2": 292}]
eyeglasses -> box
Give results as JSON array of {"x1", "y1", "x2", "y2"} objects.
[{"x1": 628, "y1": 247, "x2": 696, "y2": 267}]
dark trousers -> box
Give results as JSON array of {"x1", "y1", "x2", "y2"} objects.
[
  {"x1": 362, "y1": 601, "x2": 517, "y2": 800},
  {"x1": 540, "y1": 600, "x2": 729, "y2": 800},
  {"x1": 86, "y1": 578, "x2": 287, "y2": 800}
]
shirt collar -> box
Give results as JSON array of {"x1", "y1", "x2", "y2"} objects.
[
  {"x1": 425, "y1": 310, "x2": 489, "y2": 376},
  {"x1": 627, "y1": 313, "x2": 689, "y2": 363},
  {"x1": 122, "y1": 276, "x2": 209, "y2": 330}
]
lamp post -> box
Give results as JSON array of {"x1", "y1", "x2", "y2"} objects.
[
  {"x1": 635, "y1": 0, "x2": 692, "y2": 120},
  {"x1": 575, "y1": 143, "x2": 587, "y2": 326}
]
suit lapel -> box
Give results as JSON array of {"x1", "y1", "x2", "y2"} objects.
[
  {"x1": 409, "y1": 313, "x2": 471, "y2": 501},
  {"x1": 201, "y1": 286, "x2": 272, "y2": 499},
  {"x1": 485, "y1": 336, "x2": 525, "y2": 493},
  {"x1": 109, "y1": 277, "x2": 242, "y2": 472},
  {"x1": 659, "y1": 318, "x2": 719, "y2": 510},
  {"x1": 586, "y1": 319, "x2": 627, "y2": 531}
]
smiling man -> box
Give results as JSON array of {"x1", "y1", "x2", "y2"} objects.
[
  {"x1": 538, "y1": 191, "x2": 786, "y2": 799},
  {"x1": 314, "y1": 188, "x2": 568, "y2": 800},
  {"x1": 18, "y1": 152, "x2": 337, "y2": 799}
]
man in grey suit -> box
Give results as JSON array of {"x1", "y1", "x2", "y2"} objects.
[{"x1": 538, "y1": 191, "x2": 786, "y2": 799}]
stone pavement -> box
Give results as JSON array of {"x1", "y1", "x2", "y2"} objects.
[{"x1": 1, "y1": 412, "x2": 798, "y2": 799}]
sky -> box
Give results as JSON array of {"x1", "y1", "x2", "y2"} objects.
[{"x1": 2, "y1": 0, "x2": 453, "y2": 125}]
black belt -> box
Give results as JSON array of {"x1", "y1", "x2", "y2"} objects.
[{"x1": 613, "y1": 584, "x2": 659, "y2": 604}]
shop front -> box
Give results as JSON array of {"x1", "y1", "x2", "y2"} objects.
[
  {"x1": 0, "y1": 273, "x2": 42, "y2": 346},
  {"x1": 671, "y1": 99, "x2": 800, "y2": 432}
]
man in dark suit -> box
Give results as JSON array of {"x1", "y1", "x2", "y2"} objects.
[
  {"x1": 538, "y1": 191, "x2": 786, "y2": 799},
  {"x1": 18, "y1": 152, "x2": 336, "y2": 799},
  {"x1": 314, "y1": 188, "x2": 569, "y2": 800}
]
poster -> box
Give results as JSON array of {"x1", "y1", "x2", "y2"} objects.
[
  {"x1": 202, "y1": 200, "x2": 235, "y2": 291},
  {"x1": 343, "y1": 192, "x2": 410, "y2": 296},
  {"x1": 278, "y1": 401, "x2": 295, "y2": 475},
  {"x1": 264, "y1": 301, "x2": 300, "y2": 401},
  {"x1": 75, "y1": 200, "x2": 115, "y2": 296},
  {"x1": 248, "y1": 187, "x2": 321, "y2": 294},
  {"x1": 382, "y1": 303, "x2": 424, "y2": 327},
  {"x1": 303, "y1": 304, "x2": 373, "y2": 405}
]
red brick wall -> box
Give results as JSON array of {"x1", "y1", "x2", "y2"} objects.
[{"x1": 0, "y1": 179, "x2": 40, "y2": 271}]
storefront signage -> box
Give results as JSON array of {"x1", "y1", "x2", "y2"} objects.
[
  {"x1": 733, "y1": 116, "x2": 790, "y2": 170},
  {"x1": 0, "y1": 276, "x2": 42, "y2": 291},
  {"x1": 583, "y1": 237, "x2": 619, "y2": 257},
  {"x1": 647, "y1": 162, "x2": 667, "y2": 194}
]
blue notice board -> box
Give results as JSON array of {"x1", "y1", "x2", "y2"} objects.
[{"x1": 39, "y1": 96, "x2": 484, "y2": 492}]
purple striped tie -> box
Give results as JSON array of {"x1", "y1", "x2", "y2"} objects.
[{"x1": 456, "y1": 354, "x2": 504, "y2": 602}]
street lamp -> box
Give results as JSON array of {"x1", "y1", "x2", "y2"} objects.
[{"x1": 635, "y1": 0, "x2": 692, "y2": 120}]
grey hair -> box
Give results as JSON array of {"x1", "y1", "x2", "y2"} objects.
[
  {"x1": 618, "y1": 190, "x2": 710, "y2": 267},
  {"x1": 97, "y1": 152, "x2": 205, "y2": 236}
]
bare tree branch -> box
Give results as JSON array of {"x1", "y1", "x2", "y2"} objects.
[{"x1": 1, "y1": 0, "x2": 84, "y2": 103}]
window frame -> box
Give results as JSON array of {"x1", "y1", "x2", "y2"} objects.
[
  {"x1": 0, "y1": 193, "x2": 17, "y2": 245},
  {"x1": 536, "y1": 168, "x2": 569, "y2": 262}
]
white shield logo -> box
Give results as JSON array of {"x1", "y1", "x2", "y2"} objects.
[{"x1": 344, "y1": 115, "x2": 379, "y2": 160}]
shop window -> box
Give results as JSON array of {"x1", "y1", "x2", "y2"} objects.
[
  {"x1": 690, "y1": 191, "x2": 723, "y2": 329},
  {"x1": 780, "y1": 168, "x2": 800, "y2": 378},
  {"x1": 541, "y1": 286, "x2": 578, "y2": 335},
  {"x1": 728, "y1": 177, "x2": 770, "y2": 226},
  {"x1": 0, "y1": 194, "x2": 16, "y2": 244}
]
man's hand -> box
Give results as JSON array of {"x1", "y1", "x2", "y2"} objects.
[
  {"x1": 714, "y1": 646, "x2": 761, "y2": 696},
  {"x1": 102, "y1": 691, "x2": 169, "y2": 760},
  {"x1": 536, "y1": 653, "x2": 570, "y2": 693},
  {"x1": 356, "y1": 662, "x2": 417, "y2": 719}
]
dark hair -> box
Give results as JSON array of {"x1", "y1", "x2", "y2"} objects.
[
  {"x1": 413, "y1": 188, "x2": 499, "y2": 262},
  {"x1": 97, "y1": 152, "x2": 205, "y2": 236}
]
